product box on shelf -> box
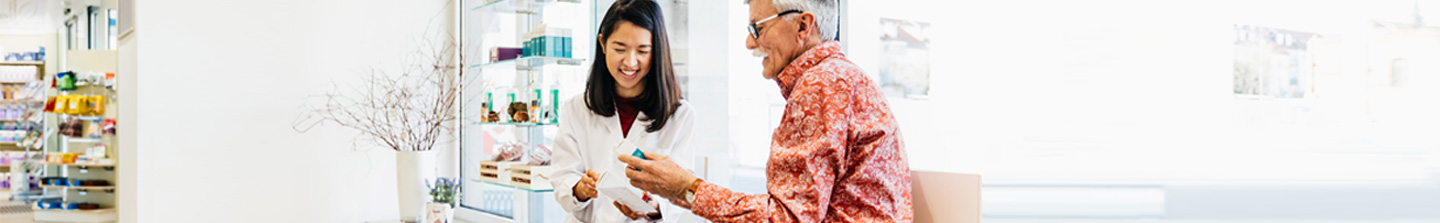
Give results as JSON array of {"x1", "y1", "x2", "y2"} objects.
[
  {"x1": 45, "y1": 153, "x2": 79, "y2": 164},
  {"x1": 490, "y1": 47, "x2": 523, "y2": 62},
  {"x1": 478, "y1": 161, "x2": 524, "y2": 184},
  {"x1": 522, "y1": 24, "x2": 572, "y2": 58},
  {"x1": 495, "y1": 161, "x2": 522, "y2": 187},
  {"x1": 506, "y1": 164, "x2": 551, "y2": 190}
]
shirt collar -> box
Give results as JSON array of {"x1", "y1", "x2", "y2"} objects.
[{"x1": 775, "y1": 41, "x2": 843, "y2": 99}]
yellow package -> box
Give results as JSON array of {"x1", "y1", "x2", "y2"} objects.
[
  {"x1": 69, "y1": 95, "x2": 88, "y2": 115},
  {"x1": 52, "y1": 95, "x2": 69, "y2": 114},
  {"x1": 89, "y1": 95, "x2": 104, "y2": 115}
]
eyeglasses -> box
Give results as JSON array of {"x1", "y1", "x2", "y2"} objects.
[{"x1": 747, "y1": 10, "x2": 804, "y2": 39}]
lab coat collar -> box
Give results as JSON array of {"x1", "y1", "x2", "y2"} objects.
[
  {"x1": 627, "y1": 112, "x2": 651, "y2": 139},
  {"x1": 602, "y1": 109, "x2": 652, "y2": 140}
]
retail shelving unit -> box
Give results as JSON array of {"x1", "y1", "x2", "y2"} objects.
[
  {"x1": 457, "y1": 0, "x2": 593, "y2": 222},
  {"x1": 32, "y1": 50, "x2": 120, "y2": 223},
  {"x1": 1, "y1": 60, "x2": 48, "y2": 210}
]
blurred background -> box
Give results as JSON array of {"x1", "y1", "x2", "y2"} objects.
[
  {"x1": 96, "y1": 0, "x2": 1440, "y2": 222},
  {"x1": 712, "y1": 0, "x2": 1440, "y2": 222}
]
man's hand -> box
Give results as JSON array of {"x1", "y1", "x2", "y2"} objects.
[
  {"x1": 573, "y1": 169, "x2": 600, "y2": 202},
  {"x1": 618, "y1": 152, "x2": 697, "y2": 200}
]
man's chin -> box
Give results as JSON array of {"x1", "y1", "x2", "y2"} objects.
[{"x1": 762, "y1": 71, "x2": 778, "y2": 80}]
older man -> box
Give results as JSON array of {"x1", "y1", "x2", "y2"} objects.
[{"x1": 617, "y1": 0, "x2": 913, "y2": 222}]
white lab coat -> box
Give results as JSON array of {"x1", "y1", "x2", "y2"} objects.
[{"x1": 550, "y1": 95, "x2": 695, "y2": 223}]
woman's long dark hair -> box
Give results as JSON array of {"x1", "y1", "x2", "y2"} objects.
[{"x1": 585, "y1": 0, "x2": 681, "y2": 133}]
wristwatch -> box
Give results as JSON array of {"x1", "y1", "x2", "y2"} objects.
[{"x1": 684, "y1": 178, "x2": 704, "y2": 203}]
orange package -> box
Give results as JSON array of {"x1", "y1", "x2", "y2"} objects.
[
  {"x1": 43, "y1": 96, "x2": 57, "y2": 112},
  {"x1": 88, "y1": 95, "x2": 104, "y2": 115}
]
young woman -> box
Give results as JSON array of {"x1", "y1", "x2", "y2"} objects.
[{"x1": 549, "y1": 0, "x2": 693, "y2": 222}]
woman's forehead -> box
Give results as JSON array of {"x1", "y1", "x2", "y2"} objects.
[{"x1": 608, "y1": 21, "x2": 653, "y2": 46}]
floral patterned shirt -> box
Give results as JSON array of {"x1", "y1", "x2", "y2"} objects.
[{"x1": 689, "y1": 41, "x2": 914, "y2": 222}]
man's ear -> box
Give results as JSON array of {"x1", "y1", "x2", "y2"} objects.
[{"x1": 795, "y1": 12, "x2": 816, "y2": 42}]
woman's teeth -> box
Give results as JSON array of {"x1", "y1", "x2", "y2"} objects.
[{"x1": 622, "y1": 70, "x2": 637, "y2": 76}]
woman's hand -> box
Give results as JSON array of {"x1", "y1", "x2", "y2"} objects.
[
  {"x1": 573, "y1": 169, "x2": 600, "y2": 202},
  {"x1": 612, "y1": 194, "x2": 663, "y2": 221}
]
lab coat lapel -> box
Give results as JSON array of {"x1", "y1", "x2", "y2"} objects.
[
  {"x1": 627, "y1": 112, "x2": 651, "y2": 140},
  {"x1": 601, "y1": 111, "x2": 618, "y2": 137}
]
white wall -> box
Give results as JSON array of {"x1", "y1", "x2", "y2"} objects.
[
  {"x1": 117, "y1": 20, "x2": 136, "y2": 223},
  {"x1": 132, "y1": 0, "x2": 456, "y2": 222},
  {"x1": 0, "y1": 34, "x2": 60, "y2": 74},
  {"x1": 836, "y1": 0, "x2": 1439, "y2": 184}
]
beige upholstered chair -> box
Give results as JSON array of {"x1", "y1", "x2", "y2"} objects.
[{"x1": 911, "y1": 171, "x2": 981, "y2": 223}]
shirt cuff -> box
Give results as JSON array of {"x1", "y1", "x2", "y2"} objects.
[
  {"x1": 688, "y1": 181, "x2": 722, "y2": 214},
  {"x1": 557, "y1": 177, "x2": 592, "y2": 209}
]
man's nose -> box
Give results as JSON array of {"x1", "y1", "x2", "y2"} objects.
[{"x1": 746, "y1": 34, "x2": 758, "y2": 50}]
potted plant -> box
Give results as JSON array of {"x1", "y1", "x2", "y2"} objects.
[
  {"x1": 293, "y1": 34, "x2": 488, "y2": 221},
  {"x1": 424, "y1": 178, "x2": 459, "y2": 223}
]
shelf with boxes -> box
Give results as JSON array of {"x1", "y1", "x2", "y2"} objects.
[
  {"x1": 0, "y1": 61, "x2": 48, "y2": 215},
  {"x1": 460, "y1": 0, "x2": 588, "y2": 221},
  {"x1": 475, "y1": 161, "x2": 552, "y2": 192},
  {"x1": 25, "y1": 68, "x2": 120, "y2": 222},
  {"x1": 471, "y1": 56, "x2": 585, "y2": 70},
  {"x1": 473, "y1": 85, "x2": 565, "y2": 125},
  {"x1": 0, "y1": 58, "x2": 46, "y2": 83},
  {"x1": 38, "y1": 176, "x2": 114, "y2": 193}
]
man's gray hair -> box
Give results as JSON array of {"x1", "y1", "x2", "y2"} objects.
[{"x1": 747, "y1": 0, "x2": 838, "y2": 41}]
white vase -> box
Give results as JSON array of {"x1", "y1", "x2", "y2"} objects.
[
  {"x1": 396, "y1": 150, "x2": 437, "y2": 222},
  {"x1": 424, "y1": 202, "x2": 455, "y2": 223}
]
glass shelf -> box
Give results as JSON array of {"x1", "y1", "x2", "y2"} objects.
[
  {"x1": 65, "y1": 137, "x2": 104, "y2": 143},
  {"x1": 473, "y1": 178, "x2": 553, "y2": 193},
  {"x1": 60, "y1": 114, "x2": 104, "y2": 121},
  {"x1": 472, "y1": 0, "x2": 581, "y2": 14},
  {"x1": 41, "y1": 185, "x2": 115, "y2": 190},
  {"x1": 471, "y1": 121, "x2": 557, "y2": 127},
  {"x1": 41, "y1": 162, "x2": 115, "y2": 167},
  {"x1": 470, "y1": 56, "x2": 585, "y2": 70}
]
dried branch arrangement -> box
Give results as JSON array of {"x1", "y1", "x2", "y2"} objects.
[{"x1": 294, "y1": 35, "x2": 486, "y2": 152}]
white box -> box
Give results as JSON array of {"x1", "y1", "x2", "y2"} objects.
[
  {"x1": 595, "y1": 170, "x2": 655, "y2": 213},
  {"x1": 593, "y1": 140, "x2": 655, "y2": 212}
]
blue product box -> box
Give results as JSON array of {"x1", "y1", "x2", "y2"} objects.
[
  {"x1": 50, "y1": 178, "x2": 68, "y2": 186},
  {"x1": 537, "y1": 36, "x2": 545, "y2": 57},
  {"x1": 544, "y1": 35, "x2": 555, "y2": 56},
  {"x1": 535, "y1": 36, "x2": 544, "y2": 57},
  {"x1": 546, "y1": 36, "x2": 553, "y2": 57},
  {"x1": 524, "y1": 38, "x2": 533, "y2": 57}
]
